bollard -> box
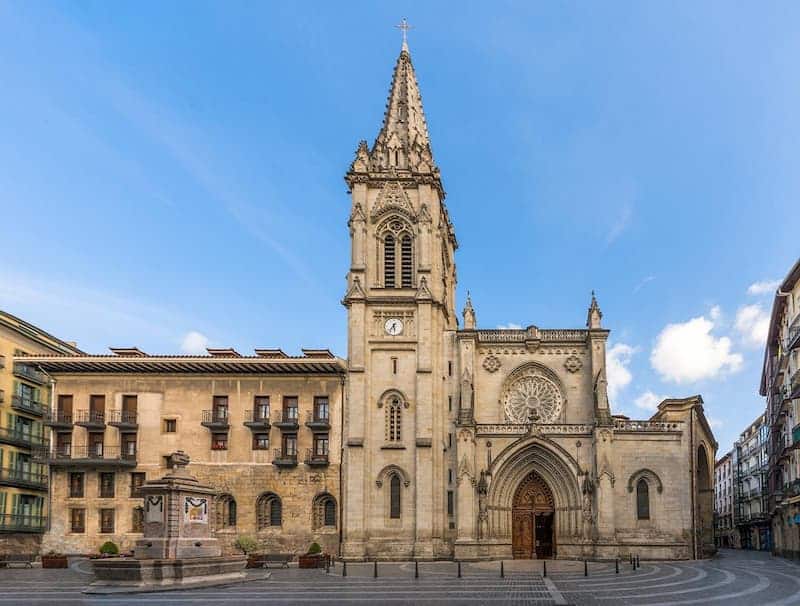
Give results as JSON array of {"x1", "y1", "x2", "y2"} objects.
[
  {"x1": 415, "y1": 560, "x2": 419, "y2": 579},
  {"x1": 374, "y1": 560, "x2": 378, "y2": 578},
  {"x1": 326, "y1": 558, "x2": 330, "y2": 574},
  {"x1": 343, "y1": 561, "x2": 347, "y2": 577},
  {"x1": 458, "y1": 561, "x2": 462, "y2": 578},
  {"x1": 615, "y1": 558, "x2": 619, "y2": 574},
  {"x1": 629, "y1": 553, "x2": 633, "y2": 565},
  {"x1": 636, "y1": 555, "x2": 640, "y2": 569},
  {"x1": 584, "y1": 559, "x2": 588, "y2": 577},
  {"x1": 501, "y1": 561, "x2": 505, "y2": 578},
  {"x1": 543, "y1": 560, "x2": 547, "y2": 577},
  {"x1": 631, "y1": 556, "x2": 635, "y2": 571}
]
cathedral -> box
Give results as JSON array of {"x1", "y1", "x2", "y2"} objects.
[
  {"x1": 339, "y1": 38, "x2": 717, "y2": 561},
  {"x1": 8, "y1": 39, "x2": 716, "y2": 562}
]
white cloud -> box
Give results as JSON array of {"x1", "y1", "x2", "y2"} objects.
[
  {"x1": 650, "y1": 314, "x2": 743, "y2": 383},
  {"x1": 607, "y1": 343, "x2": 636, "y2": 401},
  {"x1": 633, "y1": 275, "x2": 655, "y2": 294},
  {"x1": 747, "y1": 280, "x2": 780, "y2": 296},
  {"x1": 634, "y1": 391, "x2": 666, "y2": 412},
  {"x1": 605, "y1": 203, "x2": 633, "y2": 245},
  {"x1": 497, "y1": 323, "x2": 522, "y2": 330},
  {"x1": 709, "y1": 305, "x2": 722, "y2": 321},
  {"x1": 181, "y1": 331, "x2": 209, "y2": 355},
  {"x1": 735, "y1": 304, "x2": 770, "y2": 349},
  {"x1": 707, "y1": 416, "x2": 723, "y2": 429}
]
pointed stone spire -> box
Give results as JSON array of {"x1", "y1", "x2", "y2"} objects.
[
  {"x1": 587, "y1": 290, "x2": 603, "y2": 329},
  {"x1": 463, "y1": 291, "x2": 476, "y2": 329},
  {"x1": 370, "y1": 38, "x2": 436, "y2": 175}
]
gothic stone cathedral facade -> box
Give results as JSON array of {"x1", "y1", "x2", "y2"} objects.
[
  {"x1": 18, "y1": 42, "x2": 716, "y2": 561},
  {"x1": 339, "y1": 42, "x2": 716, "y2": 561}
]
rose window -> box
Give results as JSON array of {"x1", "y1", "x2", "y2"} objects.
[{"x1": 503, "y1": 370, "x2": 562, "y2": 424}]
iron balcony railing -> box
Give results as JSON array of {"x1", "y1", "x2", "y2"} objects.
[
  {"x1": 107, "y1": 410, "x2": 138, "y2": 427},
  {"x1": 11, "y1": 395, "x2": 46, "y2": 417},
  {"x1": 12, "y1": 363, "x2": 46, "y2": 385},
  {"x1": 201, "y1": 409, "x2": 230, "y2": 427},
  {"x1": 0, "y1": 467, "x2": 47, "y2": 490},
  {"x1": 305, "y1": 410, "x2": 330, "y2": 424},
  {"x1": 304, "y1": 448, "x2": 329, "y2": 466},
  {"x1": 74, "y1": 410, "x2": 106, "y2": 426},
  {"x1": 273, "y1": 448, "x2": 297, "y2": 465},
  {"x1": 44, "y1": 409, "x2": 73, "y2": 426},
  {"x1": 787, "y1": 314, "x2": 800, "y2": 351},
  {"x1": 37, "y1": 444, "x2": 136, "y2": 464},
  {"x1": 0, "y1": 426, "x2": 48, "y2": 449},
  {"x1": 0, "y1": 514, "x2": 47, "y2": 533}
]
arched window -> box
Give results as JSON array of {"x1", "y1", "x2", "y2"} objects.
[
  {"x1": 636, "y1": 479, "x2": 650, "y2": 520},
  {"x1": 256, "y1": 493, "x2": 282, "y2": 529},
  {"x1": 386, "y1": 396, "x2": 402, "y2": 442},
  {"x1": 384, "y1": 234, "x2": 396, "y2": 288},
  {"x1": 390, "y1": 474, "x2": 401, "y2": 519},
  {"x1": 380, "y1": 219, "x2": 414, "y2": 289},
  {"x1": 216, "y1": 494, "x2": 237, "y2": 529},
  {"x1": 313, "y1": 494, "x2": 337, "y2": 528},
  {"x1": 400, "y1": 235, "x2": 413, "y2": 288}
]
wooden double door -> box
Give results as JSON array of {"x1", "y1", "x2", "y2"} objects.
[{"x1": 512, "y1": 472, "x2": 555, "y2": 559}]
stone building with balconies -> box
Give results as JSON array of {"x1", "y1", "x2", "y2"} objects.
[
  {"x1": 15, "y1": 349, "x2": 345, "y2": 556},
  {"x1": 733, "y1": 415, "x2": 770, "y2": 550},
  {"x1": 762, "y1": 257, "x2": 800, "y2": 559},
  {"x1": 714, "y1": 451, "x2": 736, "y2": 548},
  {"x1": 0, "y1": 311, "x2": 81, "y2": 555}
]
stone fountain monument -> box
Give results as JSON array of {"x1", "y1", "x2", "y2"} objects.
[{"x1": 85, "y1": 451, "x2": 251, "y2": 593}]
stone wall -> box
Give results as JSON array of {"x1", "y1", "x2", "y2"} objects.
[{"x1": 0, "y1": 533, "x2": 42, "y2": 556}]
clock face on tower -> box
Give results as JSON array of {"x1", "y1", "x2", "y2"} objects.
[{"x1": 384, "y1": 318, "x2": 404, "y2": 336}]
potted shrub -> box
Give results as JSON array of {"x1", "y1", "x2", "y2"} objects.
[
  {"x1": 41, "y1": 551, "x2": 68, "y2": 569},
  {"x1": 298, "y1": 542, "x2": 325, "y2": 569},
  {"x1": 235, "y1": 535, "x2": 263, "y2": 568},
  {"x1": 98, "y1": 541, "x2": 119, "y2": 558}
]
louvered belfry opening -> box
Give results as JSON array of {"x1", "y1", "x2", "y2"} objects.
[
  {"x1": 400, "y1": 234, "x2": 413, "y2": 287},
  {"x1": 384, "y1": 233, "x2": 396, "y2": 287}
]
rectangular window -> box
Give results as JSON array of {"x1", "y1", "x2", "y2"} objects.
[
  {"x1": 57, "y1": 394, "x2": 73, "y2": 419},
  {"x1": 283, "y1": 396, "x2": 298, "y2": 421},
  {"x1": 100, "y1": 508, "x2": 115, "y2": 533},
  {"x1": 122, "y1": 434, "x2": 137, "y2": 458},
  {"x1": 253, "y1": 433, "x2": 270, "y2": 450},
  {"x1": 70, "y1": 508, "x2": 85, "y2": 533},
  {"x1": 212, "y1": 396, "x2": 228, "y2": 421},
  {"x1": 314, "y1": 435, "x2": 329, "y2": 456},
  {"x1": 211, "y1": 433, "x2": 228, "y2": 450},
  {"x1": 99, "y1": 472, "x2": 115, "y2": 498},
  {"x1": 89, "y1": 394, "x2": 106, "y2": 420},
  {"x1": 448, "y1": 469, "x2": 453, "y2": 484},
  {"x1": 163, "y1": 418, "x2": 177, "y2": 433},
  {"x1": 89, "y1": 434, "x2": 104, "y2": 457},
  {"x1": 391, "y1": 357, "x2": 398, "y2": 375},
  {"x1": 283, "y1": 434, "x2": 297, "y2": 456},
  {"x1": 448, "y1": 433, "x2": 452, "y2": 448},
  {"x1": 448, "y1": 361, "x2": 453, "y2": 376},
  {"x1": 130, "y1": 472, "x2": 146, "y2": 497},
  {"x1": 69, "y1": 472, "x2": 84, "y2": 498},
  {"x1": 57, "y1": 433, "x2": 72, "y2": 457},
  {"x1": 314, "y1": 396, "x2": 329, "y2": 422},
  {"x1": 254, "y1": 396, "x2": 270, "y2": 421},
  {"x1": 448, "y1": 396, "x2": 452, "y2": 412},
  {"x1": 447, "y1": 490, "x2": 454, "y2": 516}
]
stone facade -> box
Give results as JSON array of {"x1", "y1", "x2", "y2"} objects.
[
  {"x1": 15, "y1": 358, "x2": 344, "y2": 556},
  {"x1": 733, "y1": 415, "x2": 770, "y2": 550},
  {"x1": 714, "y1": 451, "x2": 736, "y2": 548},
  {"x1": 339, "y1": 42, "x2": 717, "y2": 561}
]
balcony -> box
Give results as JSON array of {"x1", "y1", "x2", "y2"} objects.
[
  {"x1": 244, "y1": 410, "x2": 271, "y2": 431},
  {"x1": 44, "y1": 409, "x2": 73, "y2": 431},
  {"x1": 37, "y1": 445, "x2": 137, "y2": 468},
  {"x1": 272, "y1": 448, "x2": 298, "y2": 467},
  {"x1": 0, "y1": 514, "x2": 47, "y2": 533},
  {"x1": 108, "y1": 410, "x2": 138, "y2": 432},
  {"x1": 0, "y1": 467, "x2": 47, "y2": 491},
  {"x1": 304, "y1": 449, "x2": 329, "y2": 467},
  {"x1": 12, "y1": 363, "x2": 46, "y2": 385},
  {"x1": 201, "y1": 410, "x2": 229, "y2": 430},
  {"x1": 0, "y1": 426, "x2": 48, "y2": 449},
  {"x1": 74, "y1": 410, "x2": 106, "y2": 431},
  {"x1": 10, "y1": 395, "x2": 46, "y2": 417},
  {"x1": 787, "y1": 314, "x2": 800, "y2": 351},
  {"x1": 305, "y1": 411, "x2": 330, "y2": 431},
  {"x1": 274, "y1": 410, "x2": 299, "y2": 431}
]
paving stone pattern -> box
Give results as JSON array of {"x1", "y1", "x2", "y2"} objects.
[{"x1": 0, "y1": 549, "x2": 798, "y2": 605}]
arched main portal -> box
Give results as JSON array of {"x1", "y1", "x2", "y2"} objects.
[{"x1": 512, "y1": 472, "x2": 555, "y2": 559}]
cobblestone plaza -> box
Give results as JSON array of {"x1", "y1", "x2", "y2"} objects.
[{"x1": 0, "y1": 550, "x2": 798, "y2": 605}]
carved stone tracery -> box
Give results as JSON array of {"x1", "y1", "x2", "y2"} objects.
[{"x1": 502, "y1": 365, "x2": 564, "y2": 424}]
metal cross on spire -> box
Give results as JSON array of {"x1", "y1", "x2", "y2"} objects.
[{"x1": 395, "y1": 18, "x2": 413, "y2": 51}]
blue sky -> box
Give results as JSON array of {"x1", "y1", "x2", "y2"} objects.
[{"x1": 1, "y1": 2, "x2": 798, "y2": 454}]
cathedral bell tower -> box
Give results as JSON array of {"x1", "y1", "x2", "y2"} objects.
[{"x1": 341, "y1": 35, "x2": 458, "y2": 559}]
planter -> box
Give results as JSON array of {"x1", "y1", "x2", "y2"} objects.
[
  {"x1": 298, "y1": 553, "x2": 327, "y2": 569},
  {"x1": 41, "y1": 555, "x2": 68, "y2": 569}
]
